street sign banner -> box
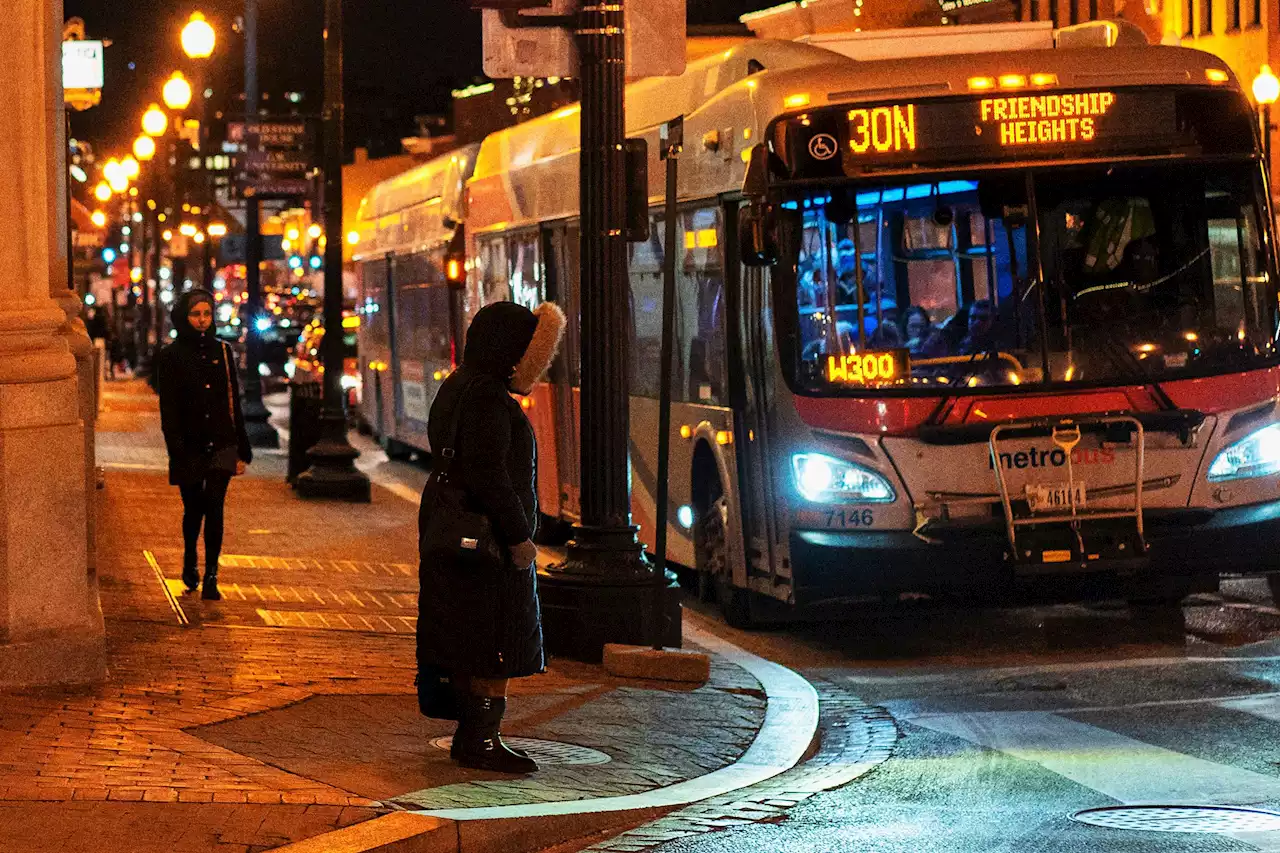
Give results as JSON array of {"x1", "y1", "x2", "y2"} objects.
[
  {"x1": 228, "y1": 120, "x2": 315, "y2": 149},
  {"x1": 481, "y1": 0, "x2": 686, "y2": 79},
  {"x1": 243, "y1": 150, "x2": 313, "y2": 175},
  {"x1": 236, "y1": 177, "x2": 312, "y2": 199},
  {"x1": 62, "y1": 40, "x2": 104, "y2": 90}
]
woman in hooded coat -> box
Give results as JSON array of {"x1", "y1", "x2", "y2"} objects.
[
  {"x1": 156, "y1": 289, "x2": 252, "y2": 600},
  {"x1": 417, "y1": 300, "x2": 566, "y2": 775}
]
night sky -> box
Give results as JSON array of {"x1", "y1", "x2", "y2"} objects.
[{"x1": 64, "y1": 0, "x2": 771, "y2": 160}]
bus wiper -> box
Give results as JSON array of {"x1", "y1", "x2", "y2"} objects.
[{"x1": 1095, "y1": 338, "x2": 1177, "y2": 411}]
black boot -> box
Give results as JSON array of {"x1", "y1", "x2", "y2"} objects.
[
  {"x1": 450, "y1": 696, "x2": 537, "y2": 774},
  {"x1": 182, "y1": 561, "x2": 200, "y2": 593},
  {"x1": 202, "y1": 569, "x2": 222, "y2": 601}
]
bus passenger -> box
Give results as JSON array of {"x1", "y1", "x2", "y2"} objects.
[
  {"x1": 960, "y1": 299, "x2": 996, "y2": 354},
  {"x1": 903, "y1": 306, "x2": 949, "y2": 358}
]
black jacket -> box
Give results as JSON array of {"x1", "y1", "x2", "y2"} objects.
[
  {"x1": 157, "y1": 290, "x2": 252, "y2": 486},
  {"x1": 417, "y1": 301, "x2": 560, "y2": 681}
]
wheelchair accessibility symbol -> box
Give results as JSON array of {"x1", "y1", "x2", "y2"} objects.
[{"x1": 808, "y1": 134, "x2": 838, "y2": 161}]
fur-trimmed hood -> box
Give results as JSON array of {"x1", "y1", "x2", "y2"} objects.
[{"x1": 462, "y1": 301, "x2": 566, "y2": 394}]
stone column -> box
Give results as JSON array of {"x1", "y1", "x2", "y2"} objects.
[{"x1": 0, "y1": 0, "x2": 105, "y2": 687}]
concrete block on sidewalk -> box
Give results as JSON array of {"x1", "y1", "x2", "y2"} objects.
[
  {"x1": 269, "y1": 812, "x2": 455, "y2": 853},
  {"x1": 603, "y1": 643, "x2": 711, "y2": 684}
]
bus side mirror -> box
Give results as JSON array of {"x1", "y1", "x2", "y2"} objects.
[{"x1": 740, "y1": 201, "x2": 778, "y2": 267}]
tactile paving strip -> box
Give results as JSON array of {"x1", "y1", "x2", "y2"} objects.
[
  {"x1": 430, "y1": 736, "x2": 612, "y2": 766},
  {"x1": 1072, "y1": 805, "x2": 1280, "y2": 834}
]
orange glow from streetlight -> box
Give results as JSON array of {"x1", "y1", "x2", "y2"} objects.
[
  {"x1": 163, "y1": 72, "x2": 193, "y2": 111},
  {"x1": 142, "y1": 104, "x2": 168, "y2": 137},
  {"x1": 133, "y1": 135, "x2": 156, "y2": 162},
  {"x1": 181, "y1": 12, "x2": 216, "y2": 60}
]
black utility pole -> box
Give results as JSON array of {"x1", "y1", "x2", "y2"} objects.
[
  {"x1": 539, "y1": 0, "x2": 680, "y2": 661},
  {"x1": 240, "y1": 0, "x2": 279, "y2": 448},
  {"x1": 295, "y1": 0, "x2": 370, "y2": 502}
]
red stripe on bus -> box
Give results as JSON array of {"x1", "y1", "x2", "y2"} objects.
[{"x1": 792, "y1": 367, "x2": 1280, "y2": 435}]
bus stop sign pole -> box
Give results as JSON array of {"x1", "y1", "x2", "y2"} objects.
[{"x1": 652, "y1": 117, "x2": 683, "y2": 650}]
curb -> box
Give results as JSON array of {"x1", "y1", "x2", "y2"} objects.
[{"x1": 274, "y1": 623, "x2": 819, "y2": 851}]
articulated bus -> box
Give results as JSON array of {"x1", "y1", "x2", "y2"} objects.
[{"x1": 359, "y1": 26, "x2": 1280, "y2": 625}]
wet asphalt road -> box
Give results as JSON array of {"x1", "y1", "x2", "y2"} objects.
[{"x1": 644, "y1": 578, "x2": 1280, "y2": 853}]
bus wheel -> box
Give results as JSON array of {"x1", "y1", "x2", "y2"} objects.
[{"x1": 694, "y1": 485, "x2": 754, "y2": 629}]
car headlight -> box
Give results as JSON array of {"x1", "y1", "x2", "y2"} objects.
[
  {"x1": 792, "y1": 453, "x2": 895, "y2": 503},
  {"x1": 340, "y1": 374, "x2": 360, "y2": 391},
  {"x1": 1209, "y1": 423, "x2": 1280, "y2": 482}
]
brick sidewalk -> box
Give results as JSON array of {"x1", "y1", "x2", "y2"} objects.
[{"x1": 0, "y1": 381, "x2": 765, "y2": 853}]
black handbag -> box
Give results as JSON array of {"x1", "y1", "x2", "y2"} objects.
[{"x1": 420, "y1": 379, "x2": 506, "y2": 572}]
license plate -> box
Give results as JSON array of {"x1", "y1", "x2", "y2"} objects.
[{"x1": 1026, "y1": 482, "x2": 1086, "y2": 512}]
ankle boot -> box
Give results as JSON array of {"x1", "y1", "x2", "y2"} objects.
[
  {"x1": 451, "y1": 696, "x2": 537, "y2": 774},
  {"x1": 202, "y1": 569, "x2": 221, "y2": 601},
  {"x1": 182, "y1": 561, "x2": 200, "y2": 593}
]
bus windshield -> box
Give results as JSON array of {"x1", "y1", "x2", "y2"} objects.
[{"x1": 776, "y1": 161, "x2": 1278, "y2": 396}]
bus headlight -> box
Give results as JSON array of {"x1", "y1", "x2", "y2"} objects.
[
  {"x1": 792, "y1": 453, "x2": 895, "y2": 503},
  {"x1": 1208, "y1": 424, "x2": 1280, "y2": 482}
]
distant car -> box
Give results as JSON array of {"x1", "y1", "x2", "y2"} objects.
[{"x1": 288, "y1": 312, "x2": 361, "y2": 410}]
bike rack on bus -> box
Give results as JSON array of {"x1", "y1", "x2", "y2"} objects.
[{"x1": 988, "y1": 414, "x2": 1148, "y2": 569}]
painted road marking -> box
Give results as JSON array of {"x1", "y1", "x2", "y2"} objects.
[
  {"x1": 144, "y1": 550, "x2": 189, "y2": 626},
  {"x1": 409, "y1": 622, "x2": 819, "y2": 821},
  {"x1": 907, "y1": 710, "x2": 1280, "y2": 850}
]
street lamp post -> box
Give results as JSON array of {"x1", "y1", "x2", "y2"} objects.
[
  {"x1": 163, "y1": 72, "x2": 193, "y2": 294},
  {"x1": 295, "y1": 0, "x2": 370, "y2": 502},
  {"x1": 238, "y1": 0, "x2": 280, "y2": 449},
  {"x1": 1253, "y1": 65, "x2": 1279, "y2": 186},
  {"x1": 537, "y1": 0, "x2": 680, "y2": 661}
]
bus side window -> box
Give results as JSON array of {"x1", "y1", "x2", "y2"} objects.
[
  {"x1": 477, "y1": 235, "x2": 510, "y2": 306},
  {"x1": 679, "y1": 206, "x2": 727, "y2": 405},
  {"x1": 509, "y1": 231, "x2": 545, "y2": 309},
  {"x1": 628, "y1": 218, "x2": 666, "y2": 399}
]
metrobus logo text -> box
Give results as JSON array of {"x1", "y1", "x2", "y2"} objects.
[
  {"x1": 846, "y1": 105, "x2": 917, "y2": 155},
  {"x1": 979, "y1": 91, "x2": 1116, "y2": 147},
  {"x1": 989, "y1": 446, "x2": 1117, "y2": 470}
]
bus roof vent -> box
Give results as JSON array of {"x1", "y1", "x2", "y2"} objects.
[{"x1": 1055, "y1": 19, "x2": 1150, "y2": 48}]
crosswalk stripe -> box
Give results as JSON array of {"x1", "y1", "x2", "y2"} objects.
[
  {"x1": 906, "y1": 711, "x2": 1280, "y2": 849},
  {"x1": 909, "y1": 711, "x2": 1280, "y2": 806}
]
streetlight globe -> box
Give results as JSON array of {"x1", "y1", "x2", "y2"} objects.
[
  {"x1": 133, "y1": 135, "x2": 157, "y2": 162},
  {"x1": 142, "y1": 104, "x2": 169, "y2": 137},
  {"x1": 163, "y1": 72, "x2": 193, "y2": 111},
  {"x1": 181, "y1": 12, "x2": 216, "y2": 60},
  {"x1": 122, "y1": 156, "x2": 140, "y2": 180},
  {"x1": 307, "y1": 224, "x2": 322, "y2": 240},
  {"x1": 90, "y1": 210, "x2": 107, "y2": 228},
  {"x1": 1255, "y1": 65, "x2": 1280, "y2": 106},
  {"x1": 94, "y1": 182, "x2": 112, "y2": 202},
  {"x1": 208, "y1": 222, "x2": 228, "y2": 237}
]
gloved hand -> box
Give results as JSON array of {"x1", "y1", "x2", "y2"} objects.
[{"x1": 511, "y1": 539, "x2": 538, "y2": 569}]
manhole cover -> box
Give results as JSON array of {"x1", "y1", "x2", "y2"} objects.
[
  {"x1": 1072, "y1": 805, "x2": 1280, "y2": 834},
  {"x1": 429, "y1": 736, "x2": 611, "y2": 766}
]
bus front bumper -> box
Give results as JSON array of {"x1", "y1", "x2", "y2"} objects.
[{"x1": 789, "y1": 500, "x2": 1280, "y2": 603}]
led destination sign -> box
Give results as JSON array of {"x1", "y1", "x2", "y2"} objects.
[
  {"x1": 774, "y1": 89, "x2": 1191, "y2": 177},
  {"x1": 826, "y1": 349, "x2": 911, "y2": 386}
]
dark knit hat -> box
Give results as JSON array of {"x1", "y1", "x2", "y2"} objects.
[{"x1": 463, "y1": 302, "x2": 540, "y2": 384}]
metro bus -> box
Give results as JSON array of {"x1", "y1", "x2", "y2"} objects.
[
  {"x1": 359, "y1": 25, "x2": 1280, "y2": 626},
  {"x1": 351, "y1": 146, "x2": 477, "y2": 459}
]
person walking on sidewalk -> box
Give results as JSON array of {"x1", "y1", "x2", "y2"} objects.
[
  {"x1": 156, "y1": 288, "x2": 252, "y2": 600},
  {"x1": 417, "y1": 300, "x2": 565, "y2": 775}
]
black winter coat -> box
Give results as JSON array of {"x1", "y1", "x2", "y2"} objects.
[
  {"x1": 157, "y1": 291, "x2": 252, "y2": 486},
  {"x1": 417, "y1": 364, "x2": 543, "y2": 679}
]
